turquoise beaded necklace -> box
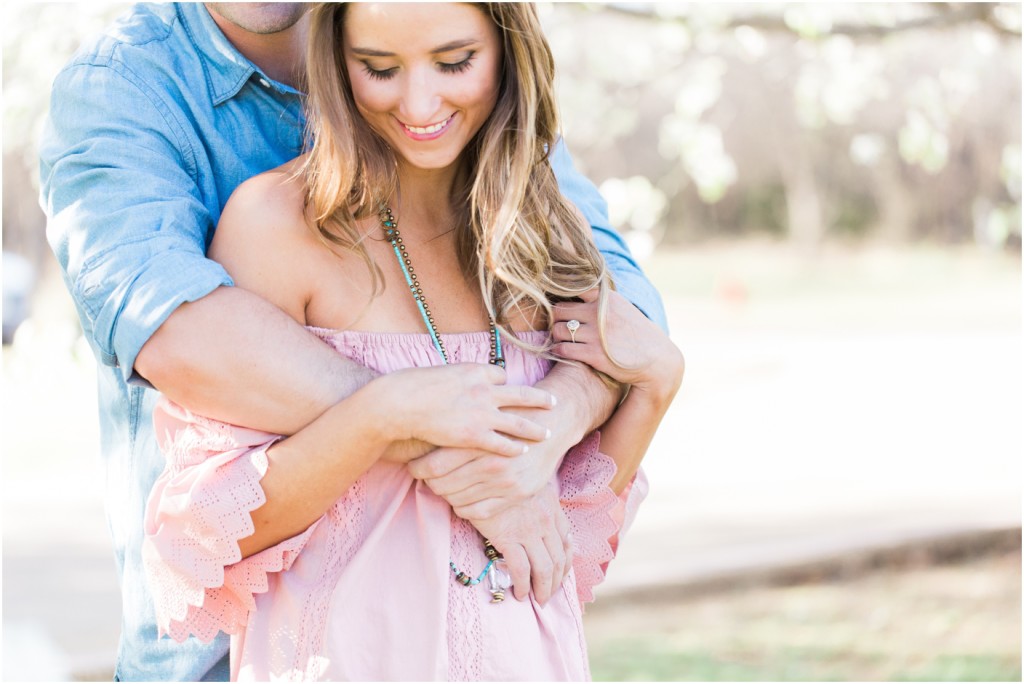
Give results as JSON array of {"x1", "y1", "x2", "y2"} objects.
[
  {"x1": 380, "y1": 206, "x2": 511, "y2": 603},
  {"x1": 380, "y1": 206, "x2": 505, "y2": 369}
]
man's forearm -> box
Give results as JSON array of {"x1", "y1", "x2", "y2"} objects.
[
  {"x1": 533, "y1": 360, "x2": 621, "y2": 458},
  {"x1": 135, "y1": 286, "x2": 377, "y2": 435}
]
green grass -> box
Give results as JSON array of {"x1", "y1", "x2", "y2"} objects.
[
  {"x1": 585, "y1": 549, "x2": 1021, "y2": 681},
  {"x1": 591, "y1": 641, "x2": 876, "y2": 681},
  {"x1": 891, "y1": 655, "x2": 1022, "y2": 682},
  {"x1": 591, "y1": 644, "x2": 1021, "y2": 682}
]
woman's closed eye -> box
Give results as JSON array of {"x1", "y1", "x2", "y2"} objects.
[
  {"x1": 362, "y1": 62, "x2": 398, "y2": 81},
  {"x1": 360, "y1": 52, "x2": 476, "y2": 81},
  {"x1": 438, "y1": 51, "x2": 476, "y2": 74}
]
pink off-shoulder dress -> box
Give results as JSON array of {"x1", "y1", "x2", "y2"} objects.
[{"x1": 142, "y1": 329, "x2": 647, "y2": 681}]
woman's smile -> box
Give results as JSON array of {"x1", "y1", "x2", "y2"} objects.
[{"x1": 398, "y1": 113, "x2": 457, "y2": 140}]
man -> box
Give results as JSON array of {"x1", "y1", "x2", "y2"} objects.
[{"x1": 40, "y1": 3, "x2": 666, "y2": 680}]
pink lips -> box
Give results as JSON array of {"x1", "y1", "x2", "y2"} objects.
[{"x1": 398, "y1": 113, "x2": 456, "y2": 141}]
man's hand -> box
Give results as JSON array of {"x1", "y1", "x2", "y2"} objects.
[
  {"x1": 464, "y1": 483, "x2": 572, "y2": 605},
  {"x1": 406, "y1": 360, "x2": 621, "y2": 603},
  {"x1": 408, "y1": 359, "x2": 622, "y2": 518},
  {"x1": 410, "y1": 443, "x2": 556, "y2": 519}
]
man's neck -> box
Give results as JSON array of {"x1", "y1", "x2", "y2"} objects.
[{"x1": 205, "y1": 7, "x2": 308, "y2": 88}]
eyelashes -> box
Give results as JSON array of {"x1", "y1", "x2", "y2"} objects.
[
  {"x1": 361, "y1": 52, "x2": 477, "y2": 81},
  {"x1": 439, "y1": 53, "x2": 476, "y2": 74},
  {"x1": 362, "y1": 64, "x2": 397, "y2": 81}
]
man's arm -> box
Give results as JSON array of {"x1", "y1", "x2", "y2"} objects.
[
  {"x1": 40, "y1": 62, "x2": 405, "y2": 562},
  {"x1": 549, "y1": 140, "x2": 669, "y2": 333},
  {"x1": 136, "y1": 287, "x2": 373, "y2": 435},
  {"x1": 41, "y1": 62, "x2": 372, "y2": 436}
]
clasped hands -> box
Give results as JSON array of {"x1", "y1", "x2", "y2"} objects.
[
  {"x1": 408, "y1": 400, "x2": 574, "y2": 606},
  {"x1": 381, "y1": 291, "x2": 627, "y2": 605},
  {"x1": 378, "y1": 360, "x2": 579, "y2": 605}
]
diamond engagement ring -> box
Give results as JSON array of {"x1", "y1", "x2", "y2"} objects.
[{"x1": 566, "y1": 319, "x2": 580, "y2": 343}]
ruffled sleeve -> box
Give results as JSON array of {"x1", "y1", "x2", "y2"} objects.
[
  {"x1": 557, "y1": 431, "x2": 649, "y2": 608},
  {"x1": 141, "y1": 398, "x2": 322, "y2": 643}
]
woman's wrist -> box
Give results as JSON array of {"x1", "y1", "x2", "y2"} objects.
[{"x1": 341, "y1": 375, "x2": 403, "y2": 448}]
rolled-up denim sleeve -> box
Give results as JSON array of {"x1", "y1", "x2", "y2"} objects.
[
  {"x1": 549, "y1": 140, "x2": 668, "y2": 333},
  {"x1": 40, "y1": 62, "x2": 232, "y2": 383}
]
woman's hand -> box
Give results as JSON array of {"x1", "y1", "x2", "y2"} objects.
[
  {"x1": 553, "y1": 286, "x2": 684, "y2": 494},
  {"x1": 370, "y1": 363, "x2": 555, "y2": 462},
  {"x1": 551, "y1": 288, "x2": 684, "y2": 400}
]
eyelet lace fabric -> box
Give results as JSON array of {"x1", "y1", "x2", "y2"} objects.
[
  {"x1": 142, "y1": 399, "x2": 320, "y2": 644},
  {"x1": 559, "y1": 431, "x2": 649, "y2": 607},
  {"x1": 141, "y1": 329, "x2": 648, "y2": 680},
  {"x1": 446, "y1": 515, "x2": 485, "y2": 681}
]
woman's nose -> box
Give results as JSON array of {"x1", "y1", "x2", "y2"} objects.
[{"x1": 399, "y1": 69, "x2": 442, "y2": 124}]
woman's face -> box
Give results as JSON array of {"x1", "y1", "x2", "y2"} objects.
[{"x1": 342, "y1": 3, "x2": 503, "y2": 173}]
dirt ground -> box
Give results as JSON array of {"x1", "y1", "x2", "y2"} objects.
[{"x1": 584, "y1": 540, "x2": 1022, "y2": 681}]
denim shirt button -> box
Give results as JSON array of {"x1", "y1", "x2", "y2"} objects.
[{"x1": 258, "y1": 77, "x2": 270, "y2": 88}]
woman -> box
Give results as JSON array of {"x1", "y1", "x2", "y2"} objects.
[{"x1": 142, "y1": 3, "x2": 683, "y2": 680}]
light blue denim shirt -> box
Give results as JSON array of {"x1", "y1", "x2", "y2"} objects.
[{"x1": 39, "y1": 3, "x2": 666, "y2": 681}]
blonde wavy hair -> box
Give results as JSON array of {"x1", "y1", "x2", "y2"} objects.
[{"x1": 302, "y1": 2, "x2": 612, "y2": 352}]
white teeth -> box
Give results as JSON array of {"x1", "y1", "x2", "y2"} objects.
[{"x1": 405, "y1": 119, "x2": 448, "y2": 134}]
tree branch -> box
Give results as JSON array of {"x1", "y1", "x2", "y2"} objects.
[{"x1": 583, "y1": 2, "x2": 1021, "y2": 40}]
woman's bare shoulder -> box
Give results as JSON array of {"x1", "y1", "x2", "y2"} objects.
[
  {"x1": 210, "y1": 160, "x2": 316, "y2": 321},
  {"x1": 216, "y1": 162, "x2": 308, "y2": 242}
]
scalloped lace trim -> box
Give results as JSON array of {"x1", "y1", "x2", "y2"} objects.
[
  {"x1": 558, "y1": 431, "x2": 646, "y2": 608},
  {"x1": 143, "y1": 400, "x2": 319, "y2": 643}
]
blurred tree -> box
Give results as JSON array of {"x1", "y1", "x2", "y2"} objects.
[
  {"x1": 2, "y1": 2, "x2": 1020, "y2": 275},
  {"x1": 543, "y1": 2, "x2": 1021, "y2": 252}
]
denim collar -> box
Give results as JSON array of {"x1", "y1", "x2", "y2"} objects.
[{"x1": 176, "y1": 2, "x2": 302, "y2": 105}]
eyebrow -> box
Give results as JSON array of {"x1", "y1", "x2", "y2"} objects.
[{"x1": 349, "y1": 39, "x2": 480, "y2": 57}]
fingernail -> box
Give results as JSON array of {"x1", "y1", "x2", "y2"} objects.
[{"x1": 551, "y1": 395, "x2": 558, "y2": 407}]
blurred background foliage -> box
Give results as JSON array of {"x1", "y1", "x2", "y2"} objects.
[
  {"x1": 3, "y1": 2, "x2": 1021, "y2": 274},
  {"x1": 542, "y1": 2, "x2": 1021, "y2": 257}
]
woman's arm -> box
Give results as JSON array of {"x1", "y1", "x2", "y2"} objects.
[
  {"x1": 240, "y1": 363, "x2": 554, "y2": 556},
  {"x1": 550, "y1": 288, "x2": 684, "y2": 493},
  {"x1": 189, "y1": 170, "x2": 554, "y2": 558},
  {"x1": 143, "y1": 362, "x2": 553, "y2": 641}
]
